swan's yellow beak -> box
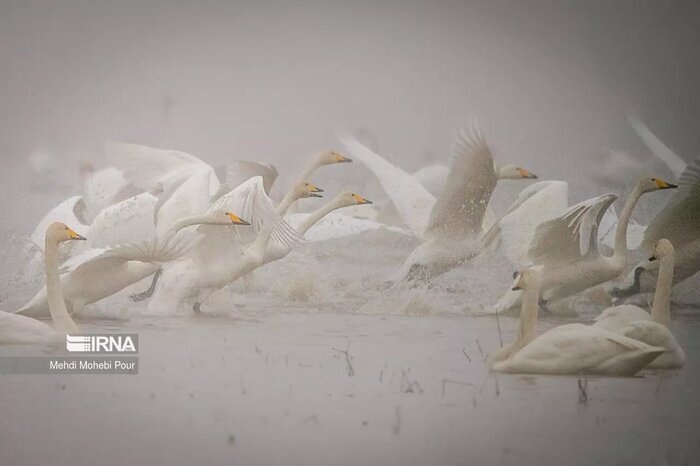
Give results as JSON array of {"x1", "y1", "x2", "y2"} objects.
[
  {"x1": 653, "y1": 178, "x2": 678, "y2": 189},
  {"x1": 353, "y1": 193, "x2": 373, "y2": 204},
  {"x1": 517, "y1": 168, "x2": 538, "y2": 179},
  {"x1": 226, "y1": 212, "x2": 250, "y2": 226},
  {"x1": 307, "y1": 183, "x2": 324, "y2": 197},
  {"x1": 67, "y1": 227, "x2": 87, "y2": 241},
  {"x1": 334, "y1": 152, "x2": 352, "y2": 163}
]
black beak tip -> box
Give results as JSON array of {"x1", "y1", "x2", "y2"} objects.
[
  {"x1": 668, "y1": 183, "x2": 679, "y2": 189},
  {"x1": 511, "y1": 286, "x2": 519, "y2": 291},
  {"x1": 649, "y1": 256, "x2": 657, "y2": 262},
  {"x1": 364, "y1": 199, "x2": 373, "y2": 204}
]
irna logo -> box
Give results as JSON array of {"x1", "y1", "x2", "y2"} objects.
[{"x1": 66, "y1": 334, "x2": 138, "y2": 354}]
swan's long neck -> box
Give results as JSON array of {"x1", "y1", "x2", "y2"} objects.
[
  {"x1": 298, "y1": 200, "x2": 344, "y2": 236},
  {"x1": 277, "y1": 190, "x2": 299, "y2": 216},
  {"x1": 171, "y1": 214, "x2": 217, "y2": 232},
  {"x1": 651, "y1": 253, "x2": 675, "y2": 327},
  {"x1": 614, "y1": 185, "x2": 643, "y2": 256},
  {"x1": 518, "y1": 279, "x2": 541, "y2": 346},
  {"x1": 45, "y1": 238, "x2": 78, "y2": 333},
  {"x1": 298, "y1": 157, "x2": 322, "y2": 183}
]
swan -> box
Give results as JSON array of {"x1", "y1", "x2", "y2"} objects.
[
  {"x1": 0, "y1": 223, "x2": 86, "y2": 344},
  {"x1": 144, "y1": 176, "x2": 299, "y2": 314},
  {"x1": 494, "y1": 177, "x2": 678, "y2": 311},
  {"x1": 341, "y1": 127, "x2": 537, "y2": 239},
  {"x1": 16, "y1": 210, "x2": 250, "y2": 319},
  {"x1": 594, "y1": 239, "x2": 685, "y2": 368},
  {"x1": 361, "y1": 126, "x2": 537, "y2": 281},
  {"x1": 19, "y1": 168, "x2": 252, "y2": 318},
  {"x1": 610, "y1": 155, "x2": 700, "y2": 299},
  {"x1": 490, "y1": 268, "x2": 665, "y2": 375}
]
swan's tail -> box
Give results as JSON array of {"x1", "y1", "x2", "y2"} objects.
[{"x1": 129, "y1": 268, "x2": 163, "y2": 302}]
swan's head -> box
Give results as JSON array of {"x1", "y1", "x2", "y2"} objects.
[
  {"x1": 47, "y1": 222, "x2": 87, "y2": 243},
  {"x1": 511, "y1": 268, "x2": 541, "y2": 291},
  {"x1": 318, "y1": 150, "x2": 352, "y2": 166},
  {"x1": 638, "y1": 177, "x2": 678, "y2": 193},
  {"x1": 294, "y1": 181, "x2": 324, "y2": 199},
  {"x1": 206, "y1": 210, "x2": 251, "y2": 226},
  {"x1": 335, "y1": 192, "x2": 373, "y2": 207},
  {"x1": 649, "y1": 238, "x2": 674, "y2": 262},
  {"x1": 498, "y1": 165, "x2": 538, "y2": 180}
]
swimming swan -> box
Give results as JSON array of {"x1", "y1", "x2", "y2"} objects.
[
  {"x1": 490, "y1": 268, "x2": 664, "y2": 375},
  {"x1": 0, "y1": 223, "x2": 86, "y2": 344},
  {"x1": 594, "y1": 239, "x2": 685, "y2": 368},
  {"x1": 494, "y1": 177, "x2": 678, "y2": 311}
]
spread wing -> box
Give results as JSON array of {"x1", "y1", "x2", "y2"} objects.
[
  {"x1": 424, "y1": 125, "x2": 497, "y2": 240},
  {"x1": 528, "y1": 193, "x2": 617, "y2": 265},
  {"x1": 224, "y1": 161, "x2": 279, "y2": 194},
  {"x1": 482, "y1": 181, "x2": 569, "y2": 267},
  {"x1": 203, "y1": 176, "x2": 300, "y2": 255},
  {"x1": 628, "y1": 115, "x2": 687, "y2": 178},
  {"x1": 643, "y1": 155, "x2": 700, "y2": 251},
  {"x1": 340, "y1": 135, "x2": 435, "y2": 237},
  {"x1": 105, "y1": 141, "x2": 220, "y2": 196}
]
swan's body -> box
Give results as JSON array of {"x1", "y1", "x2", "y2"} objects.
[
  {"x1": 494, "y1": 177, "x2": 678, "y2": 311},
  {"x1": 1, "y1": 223, "x2": 85, "y2": 344},
  {"x1": 595, "y1": 239, "x2": 685, "y2": 369},
  {"x1": 147, "y1": 177, "x2": 298, "y2": 313},
  {"x1": 490, "y1": 268, "x2": 664, "y2": 375},
  {"x1": 343, "y1": 126, "x2": 538, "y2": 281}
]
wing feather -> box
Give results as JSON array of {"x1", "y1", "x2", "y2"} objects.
[
  {"x1": 424, "y1": 125, "x2": 497, "y2": 239},
  {"x1": 528, "y1": 193, "x2": 617, "y2": 265}
]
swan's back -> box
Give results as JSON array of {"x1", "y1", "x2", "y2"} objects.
[
  {"x1": 492, "y1": 323, "x2": 663, "y2": 376},
  {"x1": 593, "y1": 304, "x2": 651, "y2": 332}
]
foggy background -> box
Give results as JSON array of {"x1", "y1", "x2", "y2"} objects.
[{"x1": 1, "y1": 0, "x2": 699, "y2": 231}]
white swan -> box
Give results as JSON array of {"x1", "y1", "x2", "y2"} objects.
[
  {"x1": 354, "y1": 126, "x2": 537, "y2": 281},
  {"x1": 16, "y1": 210, "x2": 250, "y2": 319},
  {"x1": 146, "y1": 176, "x2": 299, "y2": 313},
  {"x1": 296, "y1": 150, "x2": 352, "y2": 183},
  {"x1": 594, "y1": 239, "x2": 685, "y2": 368},
  {"x1": 341, "y1": 128, "x2": 537, "y2": 239},
  {"x1": 494, "y1": 177, "x2": 678, "y2": 311},
  {"x1": 0, "y1": 223, "x2": 86, "y2": 344},
  {"x1": 490, "y1": 268, "x2": 664, "y2": 375},
  {"x1": 611, "y1": 155, "x2": 700, "y2": 298}
]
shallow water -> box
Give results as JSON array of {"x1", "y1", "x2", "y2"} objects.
[{"x1": 1, "y1": 311, "x2": 699, "y2": 466}]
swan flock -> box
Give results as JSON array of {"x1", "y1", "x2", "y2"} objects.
[{"x1": 4, "y1": 118, "x2": 699, "y2": 377}]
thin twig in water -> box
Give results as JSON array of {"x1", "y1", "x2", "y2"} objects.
[
  {"x1": 461, "y1": 348, "x2": 472, "y2": 363},
  {"x1": 655, "y1": 372, "x2": 665, "y2": 396},
  {"x1": 578, "y1": 378, "x2": 588, "y2": 404},
  {"x1": 495, "y1": 311, "x2": 503, "y2": 348},
  {"x1": 476, "y1": 339, "x2": 487, "y2": 362},
  {"x1": 332, "y1": 342, "x2": 355, "y2": 377},
  {"x1": 379, "y1": 364, "x2": 388, "y2": 383}
]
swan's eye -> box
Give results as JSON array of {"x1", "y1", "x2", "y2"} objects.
[{"x1": 651, "y1": 178, "x2": 656, "y2": 182}]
